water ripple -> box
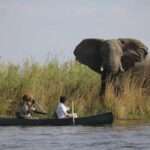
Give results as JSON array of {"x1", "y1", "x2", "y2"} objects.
[{"x1": 0, "y1": 124, "x2": 150, "y2": 150}]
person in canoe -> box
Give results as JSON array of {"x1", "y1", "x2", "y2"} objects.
[
  {"x1": 56, "y1": 96, "x2": 77, "y2": 119},
  {"x1": 16, "y1": 94, "x2": 47, "y2": 119}
]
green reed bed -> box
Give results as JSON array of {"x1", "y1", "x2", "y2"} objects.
[{"x1": 0, "y1": 59, "x2": 149, "y2": 119}]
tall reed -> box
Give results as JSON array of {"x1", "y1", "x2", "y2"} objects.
[{"x1": 0, "y1": 59, "x2": 149, "y2": 119}]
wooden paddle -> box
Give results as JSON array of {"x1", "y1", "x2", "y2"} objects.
[
  {"x1": 33, "y1": 100, "x2": 47, "y2": 115},
  {"x1": 72, "y1": 100, "x2": 75, "y2": 125},
  {"x1": 33, "y1": 110, "x2": 48, "y2": 115}
]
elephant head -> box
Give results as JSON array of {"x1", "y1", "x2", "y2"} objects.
[
  {"x1": 74, "y1": 39, "x2": 123, "y2": 74},
  {"x1": 73, "y1": 38, "x2": 148, "y2": 96},
  {"x1": 100, "y1": 39, "x2": 124, "y2": 74}
]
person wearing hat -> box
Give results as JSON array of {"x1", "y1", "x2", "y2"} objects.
[
  {"x1": 16, "y1": 94, "x2": 38, "y2": 119},
  {"x1": 16, "y1": 94, "x2": 47, "y2": 119},
  {"x1": 56, "y1": 96, "x2": 77, "y2": 119}
]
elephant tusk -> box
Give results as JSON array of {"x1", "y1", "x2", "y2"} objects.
[
  {"x1": 100, "y1": 66, "x2": 104, "y2": 72},
  {"x1": 119, "y1": 64, "x2": 124, "y2": 72}
]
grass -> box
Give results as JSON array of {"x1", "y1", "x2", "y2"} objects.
[
  {"x1": 0, "y1": 59, "x2": 101, "y2": 117},
  {"x1": 105, "y1": 72, "x2": 150, "y2": 120},
  {"x1": 0, "y1": 59, "x2": 150, "y2": 120}
]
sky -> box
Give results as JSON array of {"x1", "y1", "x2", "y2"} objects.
[{"x1": 0, "y1": 0, "x2": 150, "y2": 64}]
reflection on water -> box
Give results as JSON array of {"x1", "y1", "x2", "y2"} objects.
[{"x1": 0, "y1": 122, "x2": 150, "y2": 150}]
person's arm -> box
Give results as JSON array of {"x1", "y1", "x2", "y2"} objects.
[
  {"x1": 63, "y1": 105, "x2": 74, "y2": 118},
  {"x1": 63, "y1": 105, "x2": 78, "y2": 118},
  {"x1": 64, "y1": 112, "x2": 72, "y2": 118},
  {"x1": 60, "y1": 104, "x2": 69, "y2": 118}
]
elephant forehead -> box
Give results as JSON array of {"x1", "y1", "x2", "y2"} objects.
[{"x1": 105, "y1": 40, "x2": 123, "y2": 56}]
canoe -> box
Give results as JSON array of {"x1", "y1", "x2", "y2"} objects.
[{"x1": 0, "y1": 112, "x2": 113, "y2": 126}]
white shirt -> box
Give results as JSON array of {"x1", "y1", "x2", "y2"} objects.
[{"x1": 56, "y1": 103, "x2": 70, "y2": 119}]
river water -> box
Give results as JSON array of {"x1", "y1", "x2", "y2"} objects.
[{"x1": 0, "y1": 122, "x2": 150, "y2": 150}]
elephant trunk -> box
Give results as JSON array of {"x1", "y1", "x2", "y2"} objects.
[{"x1": 104, "y1": 40, "x2": 124, "y2": 74}]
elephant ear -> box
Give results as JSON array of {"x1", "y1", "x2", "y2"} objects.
[
  {"x1": 119, "y1": 38, "x2": 148, "y2": 71},
  {"x1": 74, "y1": 39, "x2": 104, "y2": 73}
]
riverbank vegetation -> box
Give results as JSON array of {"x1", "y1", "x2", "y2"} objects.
[{"x1": 0, "y1": 59, "x2": 150, "y2": 119}]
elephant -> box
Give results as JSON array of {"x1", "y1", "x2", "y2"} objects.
[{"x1": 73, "y1": 38, "x2": 148, "y2": 96}]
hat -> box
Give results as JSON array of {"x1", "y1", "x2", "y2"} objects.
[{"x1": 22, "y1": 94, "x2": 33, "y2": 101}]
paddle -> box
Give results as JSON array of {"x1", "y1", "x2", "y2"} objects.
[
  {"x1": 32, "y1": 100, "x2": 48, "y2": 115},
  {"x1": 33, "y1": 110, "x2": 48, "y2": 115},
  {"x1": 72, "y1": 100, "x2": 75, "y2": 125}
]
